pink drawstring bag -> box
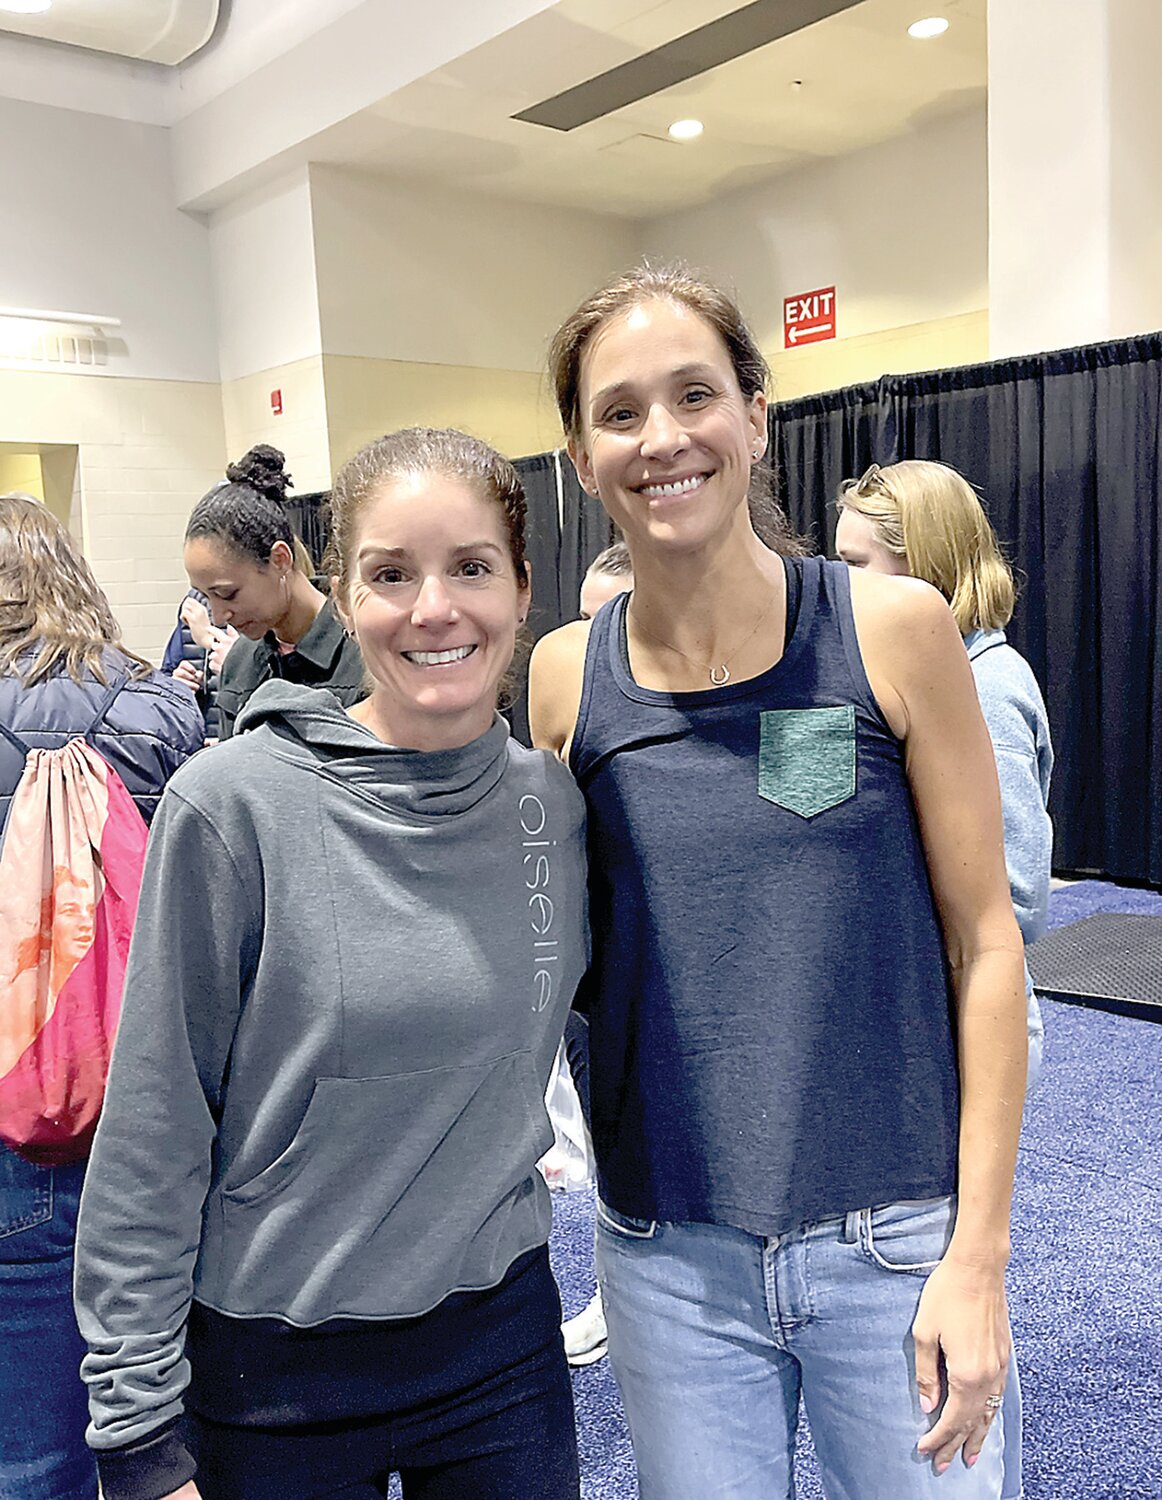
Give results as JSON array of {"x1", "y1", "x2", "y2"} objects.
[{"x1": 0, "y1": 737, "x2": 148, "y2": 1165}]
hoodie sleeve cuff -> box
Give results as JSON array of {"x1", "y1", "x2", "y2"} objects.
[{"x1": 95, "y1": 1418, "x2": 197, "y2": 1500}]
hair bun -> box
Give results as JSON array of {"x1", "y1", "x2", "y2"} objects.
[{"x1": 225, "y1": 444, "x2": 292, "y2": 504}]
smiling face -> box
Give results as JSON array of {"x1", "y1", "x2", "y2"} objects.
[
  {"x1": 183, "y1": 536, "x2": 292, "y2": 639},
  {"x1": 568, "y1": 298, "x2": 767, "y2": 554},
  {"x1": 834, "y1": 506, "x2": 911, "y2": 577},
  {"x1": 338, "y1": 471, "x2": 529, "y2": 751}
]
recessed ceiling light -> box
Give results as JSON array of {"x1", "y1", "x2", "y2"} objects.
[
  {"x1": 908, "y1": 16, "x2": 949, "y2": 39},
  {"x1": 0, "y1": 0, "x2": 53, "y2": 13},
  {"x1": 668, "y1": 119, "x2": 704, "y2": 141}
]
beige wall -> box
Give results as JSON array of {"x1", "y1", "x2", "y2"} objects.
[
  {"x1": 311, "y1": 165, "x2": 640, "y2": 375},
  {"x1": 766, "y1": 311, "x2": 990, "y2": 402},
  {"x1": 0, "y1": 448, "x2": 44, "y2": 501},
  {"x1": 643, "y1": 105, "x2": 989, "y2": 362},
  {"x1": 324, "y1": 355, "x2": 563, "y2": 472},
  {"x1": 209, "y1": 171, "x2": 323, "y2": 383},
  {"x1": 220, "y1": 356, "x2": 332, "y2": 493},
  {"x1": 0, "y1": 368, "x2": 226, "y2": 661}
]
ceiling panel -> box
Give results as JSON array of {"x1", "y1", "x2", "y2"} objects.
[{"x1": 345, "y1": 0, "x2": 986, "y2": 216}]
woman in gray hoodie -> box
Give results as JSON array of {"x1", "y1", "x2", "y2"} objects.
[{"x1": 74, "y1": 429, "x2": 588, "y2": 1500}]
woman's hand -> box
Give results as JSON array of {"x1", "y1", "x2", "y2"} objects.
[
  {"x1": 208, "y1": 625, "x2": 239, "y2": 676},
  {"x1": 172, "y1": 659, "x2": 204, "y2": 692},
  {"x1": 912, "y1": 1255, "x2": 1011, "y2": 1473},
  {"x1": 180, "y1": 595, "x2": 215, "y2": 648},
  {"x1": 158, "y1": 1485, "x2": 202, "y2": 1500}
]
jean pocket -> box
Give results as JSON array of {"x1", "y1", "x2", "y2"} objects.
[
  {"x1": 0, "y1": 1147, "x2": 53, "y2": 1240},
  {"x1": 758, "y1": 707, "x2": 856, "y2": 817},
  {"x1": 595, "y1": 1199, "x2": 659, "y2": 1241},
  {"x1": 860, "y1": 1195, "x2": 957, "y2": 1275}
]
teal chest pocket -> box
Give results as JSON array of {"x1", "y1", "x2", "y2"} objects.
[{"x1": 758, "y1": 706, "x2": 856, "y2": 818}]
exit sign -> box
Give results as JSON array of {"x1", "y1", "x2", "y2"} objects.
[{"x1": 784, "y1": 286, "x2": 837, "y2": 348}]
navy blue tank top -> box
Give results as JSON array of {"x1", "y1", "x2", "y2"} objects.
[{"x1": 571, "y1": 555, "x2": 959, "y2": 1236}]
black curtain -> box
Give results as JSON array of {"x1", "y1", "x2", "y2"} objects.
[
  {"x1": 285, "y1": 490, "x2": 331, "y2": 571},
  {"x1": 509, "y1": 450, "x2": 614, "y2": 744},
  {"x1": 770, "y1": 380, "x2": 885, "y2": 555},
  {"x1": 767, "y1": 334, "x2": 1162, "y2": 886}
]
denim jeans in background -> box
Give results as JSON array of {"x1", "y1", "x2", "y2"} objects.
[
  {"x1": 597, "y1": 1195, "x2": 1006, "y2": 1500},
  {"x1": 0, "y1": 1148, "x2": 96, "y2": 1500}
]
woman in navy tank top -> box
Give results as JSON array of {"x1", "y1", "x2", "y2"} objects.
[{"x1": 529, "y1": 266, "x2": 1028, "y2": 1500}]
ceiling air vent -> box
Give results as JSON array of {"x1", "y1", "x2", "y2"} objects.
[
  {"x1": 513, "y1": 0, "x2": 862, "y2": 131},
  {"x1": 0, "y1": 0, "x2": 221, "y2": 66}
]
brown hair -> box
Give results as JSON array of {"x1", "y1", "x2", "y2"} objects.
[
  {"x1": 326, "y1": 428, "x2": 529, "y2": 594},
  {"x1": 547, "y1": 262, "x2": 806, "y2": 556},
  {"x1": 837, "y1": 460, "x2": 1016, "y2": 633},
  {"x1": 0, "y1": 492, "x2": 150, "y2": 687}
]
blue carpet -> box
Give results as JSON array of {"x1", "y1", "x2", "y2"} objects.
[
  {"x1": 1046, "y1": 878, "x2": 1162, "y2": 929},
  {"x1": 544, "y1": 881, "x2": 1162, "y2": 1499}
]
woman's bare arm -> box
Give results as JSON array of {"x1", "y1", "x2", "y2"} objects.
[{"x1": 851, "y1": 572, "x2": 1027, "y2": 1473}]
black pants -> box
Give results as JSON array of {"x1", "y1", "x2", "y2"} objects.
[
  {"x1": 563, "y1": 1011, "x2": 591, "y2": 1126},
  {"x1": 184, "y1": 1247, "x2": 579, "y2": 1500}
]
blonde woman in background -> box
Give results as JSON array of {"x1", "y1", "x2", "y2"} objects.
[{"x1": 836, "y1": 457, "x2": 1053, "y2": 1500}]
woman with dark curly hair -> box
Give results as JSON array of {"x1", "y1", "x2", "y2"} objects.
[{"x1": 183, "y1": 445, "x2": 366, "y2": 736}]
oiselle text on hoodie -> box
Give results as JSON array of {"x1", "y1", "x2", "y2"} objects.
[{"x1": 73, "y1": 682, "x2": 587, "y2": 1495}]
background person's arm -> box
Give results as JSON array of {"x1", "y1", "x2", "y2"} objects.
[{"x1": 973, "y1": 655, "x2": 1054, "y2": 944}]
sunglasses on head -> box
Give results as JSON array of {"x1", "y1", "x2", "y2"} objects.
[{"x1": 840, "y1": 463, "x2": 884, "y2": 497}]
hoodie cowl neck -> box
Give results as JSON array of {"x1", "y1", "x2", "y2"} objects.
[{"x1": 233, "y1": 681, "x2": 511, "y2": 820}]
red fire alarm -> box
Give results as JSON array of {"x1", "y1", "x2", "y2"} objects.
[{"x1": 270, "y1": 388, "x2": 283, "y2": 415}]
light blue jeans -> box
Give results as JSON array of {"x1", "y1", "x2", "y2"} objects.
[{"x1": 596, "y1": 1195, "x2": 1006, "y2": 1500}]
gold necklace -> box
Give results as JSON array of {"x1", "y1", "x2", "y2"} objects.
[{"x1": 628, "y1": 586, "x2": 781, "y2": 687}]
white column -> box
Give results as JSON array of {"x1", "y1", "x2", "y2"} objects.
[{"x1": 988, "y1": 0, "x2": 1162, "y2": 358}]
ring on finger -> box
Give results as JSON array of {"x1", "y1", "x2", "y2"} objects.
[{"x1": 984, "y1": 1393, "x2": 1003, "y2": 1412}]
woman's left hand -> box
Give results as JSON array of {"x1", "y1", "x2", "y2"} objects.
[{"x1": 912, "y1": 1255, "x2": 1011, "y2": 1473}]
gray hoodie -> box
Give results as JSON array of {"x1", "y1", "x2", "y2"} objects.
[{"x1": 74, "y1": 682, "x2": 587, "y2": 1458}]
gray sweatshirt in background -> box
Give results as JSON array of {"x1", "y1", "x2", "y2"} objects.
[{"x1": 74, "y1": 682, "x2": 588, "y2": 1459}]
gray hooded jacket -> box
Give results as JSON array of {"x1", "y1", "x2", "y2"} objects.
[{"x1": 74, "y1": 682, "x2": 587, "y2": 1460}]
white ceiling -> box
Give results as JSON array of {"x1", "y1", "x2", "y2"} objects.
[
  {"x1": 0, "y1": 0, "x2": 987, "y2": 215},
  {"x1": 334, "y1": 0, "x2": 988, "y2": 216}
]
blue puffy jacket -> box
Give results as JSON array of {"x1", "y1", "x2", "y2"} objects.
[{"x1": 0, "y1": 648, "x2": 205, "y2": 830}]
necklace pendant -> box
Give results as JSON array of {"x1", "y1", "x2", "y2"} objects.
[{"x1": 709, "y1": 664, "x2": 731, "y2": 686}]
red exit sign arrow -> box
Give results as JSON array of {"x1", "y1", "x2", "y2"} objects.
[{"x1": 784, "y1": 286, "x2": 837, "y2": 348}]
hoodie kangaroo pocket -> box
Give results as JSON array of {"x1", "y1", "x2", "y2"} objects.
[
  {"x1": 216, "y1": 1051, "x2": 549, "y2": 1320},
  {"x1": 758, "y1": 706, "x2": 856, "y2": 818}
]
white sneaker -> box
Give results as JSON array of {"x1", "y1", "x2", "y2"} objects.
[{"x1": 562, "y1": 1289, "x2": 607, "y2": 1366}]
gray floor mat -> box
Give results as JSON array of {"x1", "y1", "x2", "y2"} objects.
[{"x1": 1028, "y1": 913, "x2": 1162, "y2": 1016}]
